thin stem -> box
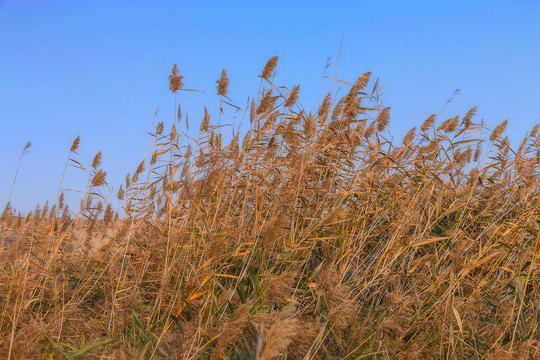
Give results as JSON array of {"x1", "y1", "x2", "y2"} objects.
[
  {"x1": 8, "y1": 143, "x2": 30, "y2": 205},
  {"x1": 7, "y1": 153, "x2": 24, "y2": 205},
  {"x1": 219, "y1": 96, "x2": 222, "y2": 136},
  {"x1": 56, "y1": 149, "x2": 72, "y2": 208},
  {"x1": 331, "y1": 33, "x2": 344, "y2": 104}
]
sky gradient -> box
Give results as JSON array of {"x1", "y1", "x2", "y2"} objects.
[{"x1": 1, "y1": 0, "x2": 540, "y2": 213}]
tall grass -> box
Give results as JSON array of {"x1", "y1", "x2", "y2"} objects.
[{"x1": 1, "y1": 57, "x2": 540, "y2": 359}]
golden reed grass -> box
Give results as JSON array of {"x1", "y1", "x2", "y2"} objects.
[{"x1": 1, "y1": 57, "x2": 540, "y2": 359}]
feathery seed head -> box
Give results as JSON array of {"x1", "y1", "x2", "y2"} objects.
[
  {"x1": 96, "y1": 201, "x2": 103, "y2": 213},
  {"x1": 263, "y1": 111, "x2": 278, "y2": 130},
  {"x1": 364, "y1": 124, "x2": 375, "y2": 138},
  {"x1": 454, "y1": 147, "x2": 472, "y2": 165},
  {"x1": 117, "y1": 184, "x2": 125, "y2": 200},
  {"x1": 376, "y1": 107, "x2": 390, "y2": 132},
  {"x1": 242, "y1": 131, "x2": 252, "y2": 150},
  {"x1": 135, "y1": 160, "x2": 145, "y2": 176},
  {"x1": 331, "y1": 98, "x2": 345, "y2": 121},
  {"x1": 49, "y1": 204, "x2": 56, "y2": 218},
  {"x1": 284, "y1": 85, "x2": 300, "y2": 108},
  {"x1": 217, "y1": 68, "x2": 230, "y2": 96},
  {"x1": 425, "y1": 140, "x2": 438, "y2": 153},
  {"x1": 229, "y1": 135, "x2": 239, "y2": 159},
  {"x1": 168, "y1": 63, "x2": 184, "y2": 92},
  {"x1": 41, "y1": 201, "x2": 49, "y2": 218},
  {"x1": 209, "y1": 130, "x2": 215, "y2": 148},
  {"x1": 249, "y1": 98, "x2": 257, "y2": 124},
  {"x1": 103, "y1": 203, "x2": 112, "y2": 223},
  {"x1": 462, "y1": 146, "x2": 473, "y2": 164},
  {"x1": 438, "y1": 115, "x2": 459, "y2": 133},
  {"x1": 261, "y1": 56, "x2": 279, "y2": 79},
  {"x1": 355, "y1": 71, "x2": 372, "y2": 90},
  {"x1": 257, "y1": 90, "x2": 276, "y2": 114},
  {"x1": 402, "y1": 127, "x2": 416, "y2": 146},
  {"x1": 462, "y1": 106, "x2": 478, "y2": 128},
  {"x1": 58, "y1": 192, "x2": 64, "y2": 209},
  {"x1": 70, "y1": 135, "x2": 81, "y2": 152},
  {"x1": 156, "y1": 122, "x2": 164, "y2": 135},
  {"x1": 474, "y1": 144, "x2": 482, "y2": 162},
  {"x1": 215, "y1": 133, "x2": 222, "y2": 150},
  {"x1": 180, "y1": 161, "x2": 190, "y2": 180},
  {"x1": 170, "y1": 124, "x2": 177, "y2": 140},
  {"x1": 91, "y1": 169, "x2": 106, "y2": 187},
  {"x1": 92, "y1": 151, "x2": 102, "y2": 169},
  {"x1": 490, "y1": 119, "x2": 508, "y2": 141},
  {"x1": 132, "y1": 161, "x2": 144, "y2": 182},
  {"x1": 303, "y1": 112, "x2": 315, "y2": 139},
  {"x1": 200, "y1": 106, "x2": 210, "y2": 133},
  {"x1": 23, "y1": 141, "x2": 31, "y2": 154},
  {"x1": 1, "y1": 202, "x2": 12, "y2": 221},
  {"x1": 447, "y1": 115, "x2": 459, "y2": 132},
  {"x1": 421, "y1": 114, "x2": 436, "y2": 131},
  {"x1": 529, "y1": 123, "x2": 539, "y2": 139},
  {"x1": 355, "y1": 121, "x2": 365, "y2": 138},
  {"x1": 260, "y1": 316, "x2": 298, "y2": 360},
  {"x1": 318, "y1": 93, "x2": 332, "y2": 124}
]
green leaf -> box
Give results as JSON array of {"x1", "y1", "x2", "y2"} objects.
[{"x1": 71, "y1": 339, "x2": 111, "y2": 357}]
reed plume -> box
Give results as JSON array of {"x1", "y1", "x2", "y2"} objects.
[
  {"x1": 200, "y1": 106, "x2": 210, "y2": 132},
  {"x1": 376, "y1": 107, "x2": 390, "y2": 131},
  {"x1": 216, "y1": 68, "x2": 230, "y2": 96},
  {"x1": 168, "y1": 63, "x2": 184, "y2": 92},
  {"x1": 284, "y1": 85, "x2": 300, "y2": 108},
  {"x1": 91, "y1": 170, "x2": 106, "y2": 187},
  {"x1": 421, "y1": 114, "x2": 436, "y2": 131},
  {"x1": 490, "y1": 119, "x2": 508, "y2": 141},
  {"x1": 92, "y1": 151, "x2": 102, "y2": 169},
  {"x1": 462, "y1": 106, "x2": 478, "y2": 128},
  {"x1": 260, "y1": 56, "x2": 279, "y2": 79}
]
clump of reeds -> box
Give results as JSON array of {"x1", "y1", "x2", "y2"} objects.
[{"x1": 1, "y1": 57, "x2": 540, "y2": 359}]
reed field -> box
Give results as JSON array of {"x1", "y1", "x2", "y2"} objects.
[{"x1": 2, "y1": 57, "x2": 540, "y2": 359}]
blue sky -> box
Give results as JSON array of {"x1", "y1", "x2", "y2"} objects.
[{"x1": 1, "y1": 0, "x2": 540, "y2": 213}]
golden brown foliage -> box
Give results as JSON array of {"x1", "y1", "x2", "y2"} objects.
[{"x1": 1, "y1": 61, "x2": 540, "y2": 359}]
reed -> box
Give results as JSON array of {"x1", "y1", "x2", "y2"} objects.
[{"x1": 1, "y1": 58, "x2": 539, "y2": 359}]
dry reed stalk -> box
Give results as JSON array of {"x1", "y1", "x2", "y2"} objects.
[
  {"x1": 7, "y1": 142, "x2": 31, "y2": 205},
  {"x1": 56, "y1": 136, "x2": 80, "y2": 207}
]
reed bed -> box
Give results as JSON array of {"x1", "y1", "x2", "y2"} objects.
[{"x1": 1, "y1": 58, "x2": 540, "y2": 359}]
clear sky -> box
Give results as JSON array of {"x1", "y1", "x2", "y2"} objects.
[{"x1": 1, "y1": 0, "x2": 540, "y2": 213}]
